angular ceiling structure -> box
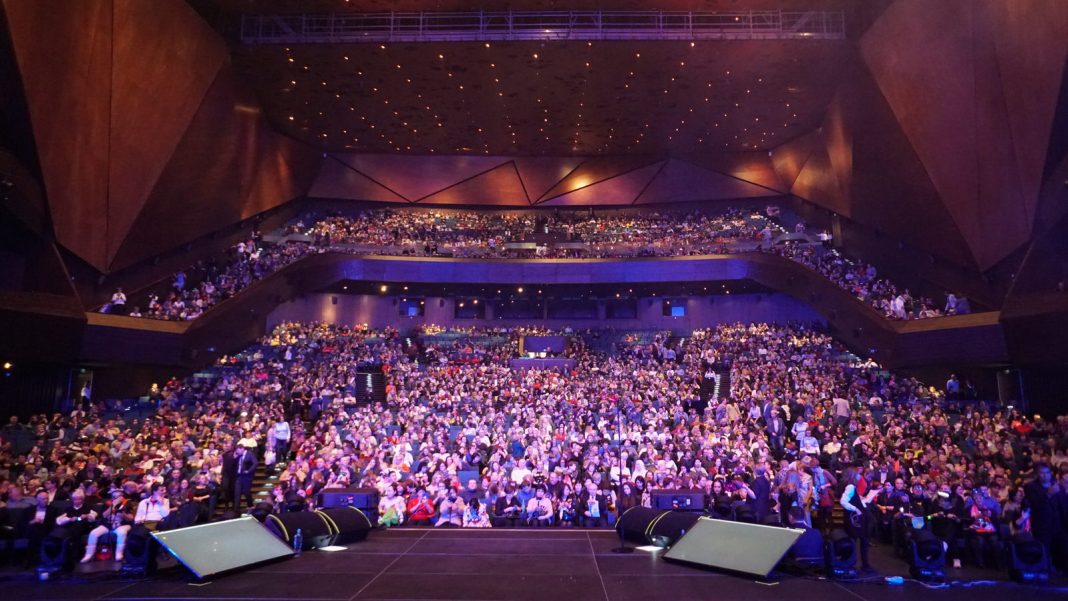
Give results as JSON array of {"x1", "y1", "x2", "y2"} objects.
[
  {"x1": 764, "y1": 0, "x2": 1068, "y2": 274},
  {"x1": 310, "y1": 152, "x2": 784, "y2": 206},
  {"x1": 858, "y1": 0, "x2": 1068, "y2": 270},
  {"x1": 1, "y1": 0, "x2": 321, "y2": 272}
]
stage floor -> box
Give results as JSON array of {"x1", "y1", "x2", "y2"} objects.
[{"x1": 3, "y1": 528, "x2": 1066, "y2": 601}]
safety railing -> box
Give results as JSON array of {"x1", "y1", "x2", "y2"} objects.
[{"x1": 240, "y1": 10, "x2": 845, "y2": 44}]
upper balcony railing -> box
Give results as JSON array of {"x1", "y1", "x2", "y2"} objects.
[{"x1": 240, "y1": 10, "x2": 846, "y2": 44}]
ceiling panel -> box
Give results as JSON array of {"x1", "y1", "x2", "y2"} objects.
[{"x1": 234, "y1": 38, "x2": 850, "y2": 156}]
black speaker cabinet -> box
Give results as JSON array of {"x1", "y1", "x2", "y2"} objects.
[
  {"x1": 650, "y1": 490, "x2": 706, "y2": 512},
  {"x1": 264, "y1": 511, "x2": 335, "y2": 551},
  {"x1": 317, "y1": 507, "x2": 373, "y2": 545},
  {"x1": 616, "y1": 507, "x2": 700, "y2": 546},
  {"x1": 318, "y1": 487, "x2": 380, "y2": 512}
]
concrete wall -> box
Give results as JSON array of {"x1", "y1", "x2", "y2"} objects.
[{"x1": 267, "y1": 292, "x2": 824, "y2": 333}]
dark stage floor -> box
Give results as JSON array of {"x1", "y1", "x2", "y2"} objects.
[{"x1": 3, "y1": 528, "x2": 1066, "y2": 601}]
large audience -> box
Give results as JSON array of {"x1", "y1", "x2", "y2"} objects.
[
  {"x1": 2, "y1": 321, "x2": 1064, "y2": 574},
  {"x1": 99, "y1": 207, "x2": 967, "y2": 322}
]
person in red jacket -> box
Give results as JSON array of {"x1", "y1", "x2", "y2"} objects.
[{"x1": 407, "y1": 488, "x2": 436, "y2": 526}]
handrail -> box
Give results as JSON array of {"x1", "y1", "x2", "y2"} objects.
[
  {"x1": 240, "y1": 10, "x2": 845, "y2": 44},
  {"x1": 89, "y1": 251, "x2": 996, "y2": 335}
]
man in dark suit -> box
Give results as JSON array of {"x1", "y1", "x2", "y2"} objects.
[
  {"x1": 761, "y1": 401, "x2": 776, "y2": 425},
  {"x1": 1024, "y1": 463, "x2": 1065, "y2": 570},
  {"x1": 751, "y1": 467, "x2": 772, "y2": 523},
  {"x1": 233, "y1": 446, "x2": 257, "y2": 511},
  {"x1": 767, "y1": 412, "x2": 786, "y2": 458},
  {"x1": 221, "y1": 448, "x2": 238, "y2": 510}
]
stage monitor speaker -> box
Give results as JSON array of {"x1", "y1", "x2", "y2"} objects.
[
  {"x1": 663, "y1": 517, "x2": 803, "y2": 579},
  {"x1": 316, "y1": 507, "x2": 373, "y2": 545},
  {"x1": 264, "y1": 511, "x2": 335, "y2": 551},
  {"x1": 152, "y1": 516, "x2": 293, "y2": 579},
  {"x1": 616, "y1": 507, "x2": 700, "y2": 546},
  {"x1": 318, "y1": 487, "x2": 379, "y2": 512}
]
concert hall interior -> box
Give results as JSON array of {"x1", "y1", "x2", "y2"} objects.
[{"x1": 1, "y1": 1, "x2": 1068, "y2": 600}]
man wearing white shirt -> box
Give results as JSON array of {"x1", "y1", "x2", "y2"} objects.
[
  {"x1": 134, "y1": 484, "x2": 170, "y2": 530},
  {"x1": 270, "y1": 417, "x2": 291, "y2": 463}
]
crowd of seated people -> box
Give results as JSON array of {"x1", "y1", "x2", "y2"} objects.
[
  {"x1": 301, "y1": 207, "x2": 774, "y2": 259},
  {"x1": 3, "y1": 321, "x2": 1065, "y2": 575},
  {"x1": 771, "y1": 243, "x2": 969, "y2": 320},
  {"x1": 99, "y1": 236, "x2": 321, "y2": 320},
  {"x1": 101, "y1": 207, "x2": 966, "y2": 323}
]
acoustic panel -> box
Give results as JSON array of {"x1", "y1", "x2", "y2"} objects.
[
  {"x1": 990, "y1": 0, "x2": 1068, "y2": 234},
  {"x1": 538, "y1": 155, "x2": 658, "y2": 202},
  {"x1": 106, "y1": 0, "x2": 228, "y2": 264},
  {"x1": 681, "y1": 152, "x2": 787, "y2": 193},
  {"x1": 152, "y1": 516, "x2": 293, "y2": 579},
  {"x1": 308, "y1": 157, "x2": 407, "y2": 202},
  {"x1": 336, "y1": 154, "x2": 507, "y2": 202},
  {"x1": 770, "y1": 130, "x2": 822, "y2": 193},
  {"x1": 420, "y1": 161, "x2": 529, "y2": 205},
  {"x1": 5, "y1": 0, "x2": 113, "y2": 269},
  {"x1": 635, "y1": 158, "x2": 778, "y2": 205},
  {"x1": 513, "y1": 157, "x2": 586, "y2": 203},
  {"x1": 541, "y1": 161, "x2": 665, "y2": 206},
  {"x1": 663, "y1": 517, "x2": 803, "y2": 579}
]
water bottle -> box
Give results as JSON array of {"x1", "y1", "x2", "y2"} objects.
[{"x1": 293, "y1": 528, "x2": 303, "y2": 556}]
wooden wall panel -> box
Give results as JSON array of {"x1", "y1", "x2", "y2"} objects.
[
  {"x1": 682, "y1": 152, "x2": 786, "y2": 194},
  {"x1": 113, "y1": 65, "x2": 319, "y2": 269},
  {"x1": 4, "y1": 0, "x2": 112, "y2": 269},
  {"x1": 842, "y1": 61, "x2": 976, "y2": 268},
  {"x1": 821, "y1": 91, "x2": 853, "y2": 217},
  {"x1": 541, "y1": 161, "x2": 664, "y2": 206},
  {"x1": 106, "y1": 0, "x2": 227, "y2": 264},
  {"x1": 861, "y1": 0, "x2": 983, "y2": 262},
  {"x1": 859, "y1": 0, "x2": 1067, "y2": 269},
  {"x1": 539, "y1": 155, "x2": 660, "y2": 202},
  {"x1": 634, "y1": 158, "x2": 778, "y2": 205},
  {"x1": 770, "y1": 131, "x2": 821, "y2": 193},
  {"x1": 991, "y1": 0, "x2": 1068, "y2": 232},
  {"x1": 335, "y1": 154, "x2": 508, "y2": 202},
  {"x1": 4, "y1": 0, "x2": 319, "y2": 274},
  {"x1": 512, "y1": 157, "x2": 586, "y2": 204},
  {"x1": 790, "y1": 136, "x2": 844, "y2": 215},
  {"x1": 420, "y1": 163, "x2": 529, "y2": 206},
  {"x1": 307, "y1": 157, "x2": 407, "y2": 202},
  {"x1": 244, "y1": 128, "x2": 324, "y2": 218}
]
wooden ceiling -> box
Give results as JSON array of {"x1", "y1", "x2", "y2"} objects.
[{"x1": 233, "y1": 37, "x2": 851, "y2": 155}]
